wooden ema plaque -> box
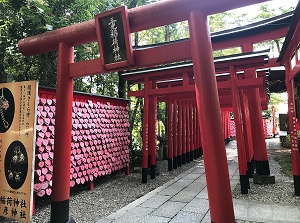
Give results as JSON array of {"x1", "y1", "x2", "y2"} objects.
[{"x1": 95, "y1": 6, "x2": 134, "y2": 70}]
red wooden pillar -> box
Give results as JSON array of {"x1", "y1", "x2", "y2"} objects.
[
  {"x1": 142, "y1": 77, "x2": 150, "y2": 183},
  {"x1": 195, "y1": 106, "x2": 202, "y2": 158},
  {"x1": 50, "y1": 43, "x2": 74, "y2": 223},
  {"x1": 168, "y1": 97, "x2": 173, "y2": 171},
  {"x1": 186, "y1": 103, "x2": 191, "y2": 163},
  {"x1": 240, "y1": 91, "x2": 255, "y2": 178},
  {"x1": 285, "y1": 61, "x2": 300, "y2": 196},
  {"x1": 173, "y1": 100, "x2": 178, "y2": 169},
  {"x1": 182, "y1": 101, "x2": 187, "y2": 164},
  {"x1": 189, "y1": 10, "x2": 235, "y2": 222},
  {"x1": 189, "y1": 104, "x2": 194, "y2": 161},
  {"x1": 229, "y1": 65, "x2": 248, "y2": 194},
  {"x1": 194, "y1": 105, "x2": 200, "y2": 158},
  {"x1": 149, "y1": 94, "x2": 157, "y2": 179},
  {"x1": 242, "y1": 43, "x2": 271, "y2": 176},
  {"x1": 177, "y1": 101, "x2": 183, "y2": 166}
]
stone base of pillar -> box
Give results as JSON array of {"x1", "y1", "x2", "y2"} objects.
[
  {"x1": 182, "y1": 153, "x2": 186, "y2": 164},
  {"x1": 240, "y1": 175, "x2": 249, "y2": 194},
  {"x1": 294, "y1": 175, "x2": 300, "y2": 196},
  {"x1": 190, "y1": 151, "x2": 194, "y2": 161},
  {"x1": 150, "y1": 165, "x2": 156, "y2": 179},
  {"x1": 186, "y1": 152, "x2": 190, "y2": 163},
  {"x1": 173, "y1": 157, "x2": 177, "y2": 169},
  {"x1": 142, "y1": 168, "x2": 147, "y2": 184},
  {"x1": 177, "y1": 155, "x2": 182, "y2": 166},
  {"x1": 255, "y1": 160, "x2": 270, "y2": 175},
  {"x1": 253, "y1": 174, "x2": 275, "y2": 184},
  {"x1": 168, "y1": 158, "x2": 173, "y2": 171}
]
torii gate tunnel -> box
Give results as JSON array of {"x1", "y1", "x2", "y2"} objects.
[{"x1": 18, "y1": 0, "x2": 273, "y2": 222}]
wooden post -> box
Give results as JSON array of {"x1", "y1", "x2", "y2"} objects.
[
  {"x1": 50, "y1": 43, "x2": 74, "y2": 223},
  {"x1": 168, "y1": 97, "x2": 173, "y2": 171},
  {"x1": 188, "y1": 10, "x2": 235, "y2": 222}
]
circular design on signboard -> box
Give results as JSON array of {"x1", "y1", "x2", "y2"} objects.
[
  {"x1": 0, "y1": 87, "x2": 15, "y2": 133},
  {"x1": 5, "y1": 141, "x2": 28, "y2": 190}
]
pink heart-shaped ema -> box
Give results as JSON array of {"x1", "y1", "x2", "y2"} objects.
[
  {"x1": 51, "y1": 119, "x2": 55, "y2": 125},
  {"x1": 80, "y1": 177, "x2": 85, "y2": 184},
  {"x1": 37, "y1": 105, "x2": 43, "y2": 111},
  {"x1": 78, "y1": 172, "x2": 82, "y2": 178},
  {"x1": 71, "y1": 149, "x2": 76, "y2": 155},
  {"x1": 37, "y1": 190, "x2": 45, "y2": 197},
  {"x1": 45, "y1": 132, "x2": 51, "y2": 138},
  {"x1": 41, "y1": 126, "x2": 47, "y2": 133},
  {"x1": 46, "y1": 174, "x2": 52, "y2": 181},
  {"x1": 36, "y1": 169, "x2": 42, "y2": 176},
  {"x1": 49, "y1": 152, "x2": 54, "y2": 159},
  {"x1": 34, "y1": 183, "x2": 42, "y2": 191},
  {"x1": 38, "y1": 161, "x2": 45, "y2": 168},
  {"x1": 83, "y1": 170, "x2": 87, "y2": 176},
  {"x1": 42, "y1": 139, "x2": 48, "y2": 146},
  {"x1": 48, "y1": 166, "x2": 53, "y2": 172},
  {"x1": 42, "y1": 153, "x2": 49, "y2": 161},
  {"x1": 44, "y1": 118, "x2": 50, "y2": 125},
  {"x1": 44, "y1": 106, "x2": 50, "y2": 112},
  {"x1": 38, "y1": 146, "x2": 44, "y2": 154},
  {"x1": 38, "y1": 118, "x2": 44, "y2": 125},
  {"x1": 36, "y1": 154, "x2": 42, "y2": 161},
  {"x1": 41, "y1": 182, "x2": 49, "y2": 190},
  {"x1": 75, "y1": 167, "x2": 80, "y2": 173},
  {"x1": 50, "y1": 106, "x2": 56, "y2": 112},
  {"x1": 45, "y1": 160, "x2": 51, "y2": 166},
  {"x1": 38, "y1": 132, "x2": 45, "y2": 138},
  {"x1": 46, "y1": 145, "x2": 51, "y2": 152},
  {"x1": 93, "y1": 162, "x2": 97, "y2": 167},
  {"x1": 42, "y1": 168, "x2": 48, "y2": 175},
  {"x1": 49, "y1": 126, "x2": 55, "y2": 133},
  {"x1": 46, "y1": 99, "x2": 52, "y2": 106},
  {"x1": 41, "y1": 111, "x2": 47, "y2": 118},
  {"x1": 72, "y1": 173, "x2": 77, "y2": 179},
  {"x1": 40, "y1": 98, "x2": 47, "y2": 105},
  {"x1": 80, "y1": 165, "x2": 85, "y2": 171},
  {"x1": 73, "y1": 136, "x2": 78, "y2": 142},
  {"x1": 70, "y1": 180, "x2": 75, "y2": 187},
  {"x1": 48, "y1": 112, "x2": 54, "y2": 119},
  {"x1": 39, "y1": 175, "x2": 45, "y2": 182},
  {"x1": 46, "y1": 188, "x2": 52, "y2": 196},
  {"x1": 49, "y1": 139, "x2": 54, "y2": 145}
]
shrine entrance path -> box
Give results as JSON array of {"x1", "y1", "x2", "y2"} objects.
[{"x1": 96, "y1": 138, "x2": 300, "y2": 223}]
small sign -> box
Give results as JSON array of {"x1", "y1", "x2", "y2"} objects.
[
  {"x1": 0, "y1": 80, "x2": 38, "y2": 222},
  {"x1": 95, "y1": 6, "x2": 134, "y2": 70}
]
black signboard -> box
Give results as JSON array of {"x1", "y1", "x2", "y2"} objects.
[{"x1": 95, "y1": 6, "x2": 134, "y2": 70}]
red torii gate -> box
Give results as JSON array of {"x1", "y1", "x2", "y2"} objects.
[
  {"x1": 123, "y1": 50, "x2": 269, "y2": 194},
  {"x1": 277, "y1": 1, "x2": 300, "y2": 196},
  {"x1": 18, "y1": 0, "x2": 273, "y2": 222}
]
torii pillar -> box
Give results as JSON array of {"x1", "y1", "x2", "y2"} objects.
[
  {"x1": 242, "y1": 43, "x2": 274, "y2": 184},
  {"x1": 189, "y1": 10, "x2": 235, "y2": 222}
]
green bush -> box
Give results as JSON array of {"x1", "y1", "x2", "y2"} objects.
[{"x1": 282, "y1": 131, "x2": 300, "y2": 148}]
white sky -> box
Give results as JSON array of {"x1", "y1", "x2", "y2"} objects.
[{"x1": 230, "y1": 0, "x2": 298, "y2": 16}]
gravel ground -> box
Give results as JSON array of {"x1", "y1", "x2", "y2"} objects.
[
  {"x1": 1, "y1": 138, "x2": 299, "y2": 223},
  {"x1": 0, "y1": 159, "x2": 200, "y2": 223},
  {"x1": 232, "y1": 138, "x2": 300, "y2": 206}
]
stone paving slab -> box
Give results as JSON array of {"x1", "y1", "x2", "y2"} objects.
[
  {"x1": 97, "y1": 140, "x2": 300, "y2": 223},
  {"x1": 151, "y1": 201, "x2": 187, "y2": 218},
  {"x1": 233, "y1": 199, "x2": 300, "y2": 223}
]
